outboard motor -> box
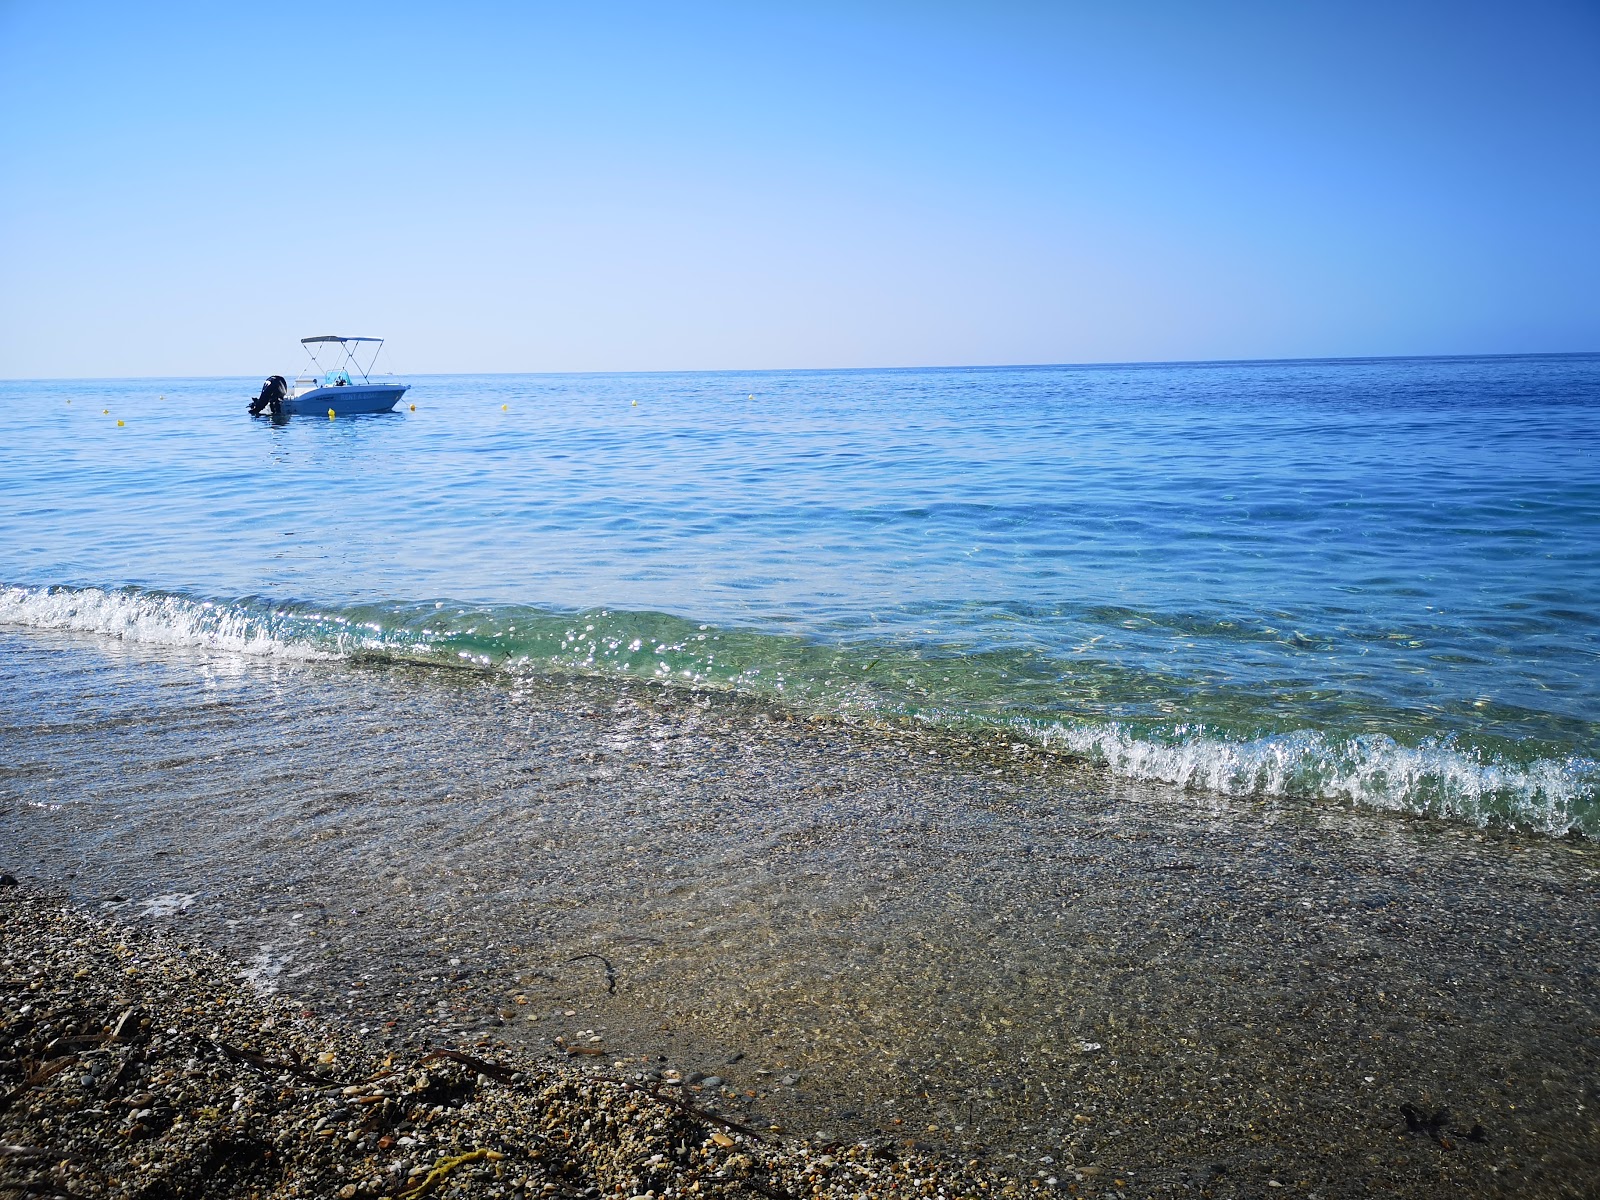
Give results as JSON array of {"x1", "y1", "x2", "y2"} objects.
[{"x1": 249, "y1": 375, "x2": 288, "y2": 416}]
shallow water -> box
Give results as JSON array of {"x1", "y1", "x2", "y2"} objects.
[
  {"x1": 2, "y1": 354, "x2": 1597, "y2": 834},
  {"x1": 3, "y1": 630, "x2": 1598, "y2": 1195}
]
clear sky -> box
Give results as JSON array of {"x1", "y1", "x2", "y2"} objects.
[{"x1": 1, "y1": 0, "x2": 1596, "y2": 377}]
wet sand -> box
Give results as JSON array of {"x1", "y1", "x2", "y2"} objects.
[{"x1": 3, "y1": 628, "x2": 1599, "y2": 1197}]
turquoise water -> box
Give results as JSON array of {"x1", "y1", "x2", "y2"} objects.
[{"x1": 2, "y1": 354, "x2": 1597, "y2": 834}]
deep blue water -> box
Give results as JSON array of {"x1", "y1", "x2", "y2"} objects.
[{"x1": 2, "y1": 354, "x2": 1597, "y2": 834}]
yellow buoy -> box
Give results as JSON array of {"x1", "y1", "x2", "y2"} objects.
[
  {"x1": 328, "y1": 408, "x2": 336, "y2": 419},
  {"x1": 158, "y1": 395, "x2": 164, "y2": 401},
  {"x1": 748, "y1": 394, "x2": 754, "y2": 399},
  {"x1": 631, "y1": 400, "x2": 637, "y2": 407},
  {"x1": 501, "y1": 404, "x2": 508, "y2": 411},
  {"x1": 116, "y1": 419, "x2": 124, "y2": 427},
  {"x1": 102, "y1": 409, "x2": 109, "y2": 414},
  {"x1": 409, "y1": 403, "x2": 415, "y2": 411}
]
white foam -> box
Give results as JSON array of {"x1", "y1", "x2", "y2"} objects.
[
  {"x1": 135, "y1": 892, "x2": 196, "y2": 918},
  {"x1": 240, "y1": 944, "x2": 296, "y2": 994},
  {"x1": 1032, "y1": 718, "x2": 1595, "y2": 837},
  {"x1": 0, "y1": 584, "x2": 324, "y2": 660}
]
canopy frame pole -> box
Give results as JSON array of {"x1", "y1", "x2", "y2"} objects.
[{"x1": 295, "y1": 337, "x2": 388, "y2": 385}]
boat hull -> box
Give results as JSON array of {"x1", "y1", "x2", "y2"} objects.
[{"x1": 282, "y1": 384, "x2": 409, "y2": 415}]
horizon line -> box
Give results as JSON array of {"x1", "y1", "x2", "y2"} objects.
[{"x1": 3, "y1": 347, "x2": 1597, "y2": 385}]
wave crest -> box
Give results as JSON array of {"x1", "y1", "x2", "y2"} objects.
[
  {"x1": 2, "y1": 583, "x2": 1593, "y2": 838},
  {"x1": 0, "y1": 584, "x2": 319, "y2": 659},
  {"x1": 1030, "y1": 720, "x2": 1593, "y2": 838}
]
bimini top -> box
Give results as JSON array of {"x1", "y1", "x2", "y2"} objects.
[{"x1": 301, "y1": 335, "x2": 384, "y2": 344}]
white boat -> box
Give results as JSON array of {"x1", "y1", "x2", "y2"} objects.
[{"x1": 251, "y1": 335, "x2": 409, "y2": 416}]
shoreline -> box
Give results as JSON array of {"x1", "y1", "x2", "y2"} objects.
[
  {"x1": 2, "y1": 581, "x2": 1592, "y2": 841},
  {"x1": 4, "y1": 632, "x2": 1600, "y2": 1196}
]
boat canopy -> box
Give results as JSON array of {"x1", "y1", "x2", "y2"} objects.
[{"x1": 299, "y1": 334, "x2": 394, "y2": 384}]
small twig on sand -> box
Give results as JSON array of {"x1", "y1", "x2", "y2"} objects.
[
  {"x1": 0, "y1": 1057, "x2": 77, "y2": 1115},
  {"x1": 564, "y1": 952, "x2": 618, "y2": 994},
  {"x1": 421, "y1": 1047, "x2": 519, "y2": 1084},
  {"x1": 628, "y1": 1081, "x2": 769, "y2": 1143},
  {"x1": 110, "y1": 1007, "x2": 140, "y2": 1041},
  {"x1": 0, "y1": 1143, "x2": 77, "y2": 1161},
  {"x1": 206, "y1": 1038, "x2": 400, "y2": 1094}
]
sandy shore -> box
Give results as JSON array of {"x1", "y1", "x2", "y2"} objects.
[{"x1": 1, "y1": 887, "x2": 1015, "y2": 1199}]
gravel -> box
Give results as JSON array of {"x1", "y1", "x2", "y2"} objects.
[{"x1": 1, "y1": 887, "x2": 1019, "y2": 1200}]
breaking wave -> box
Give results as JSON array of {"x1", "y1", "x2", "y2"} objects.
[
  {"x1": 3, "y1": 583, "x2": 1594, "y2": 838},
  {"x1": 1026, "y1": 720, "x2": 1593, "y2": 838}
]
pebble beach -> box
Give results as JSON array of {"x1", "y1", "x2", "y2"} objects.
[{"x1": 1, "y1": 886, "x2": 1015, "y2": 1200}]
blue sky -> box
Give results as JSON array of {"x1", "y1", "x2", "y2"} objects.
[{"x1": 1, "y1": 0, "x2": 1596, "y2": 376}]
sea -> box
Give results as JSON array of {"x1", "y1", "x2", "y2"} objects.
[
  {"x1": 1, "y1": 353, "x2": 1597, "y2": 837},
  {"x1": 6, "y1": 354, "x2": 1600, "y2": 1185}
]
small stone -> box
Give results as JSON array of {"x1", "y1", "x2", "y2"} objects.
[
  {"x1": 339, "y1": 1187, "x2": 358, "y2": 1199},
  {"x1": 780, "y1": 1074, "x2": 801, "y2": 1086},
  {"x1": 701, "y1": 1076, "x2": 723, "y2": 1088}
]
